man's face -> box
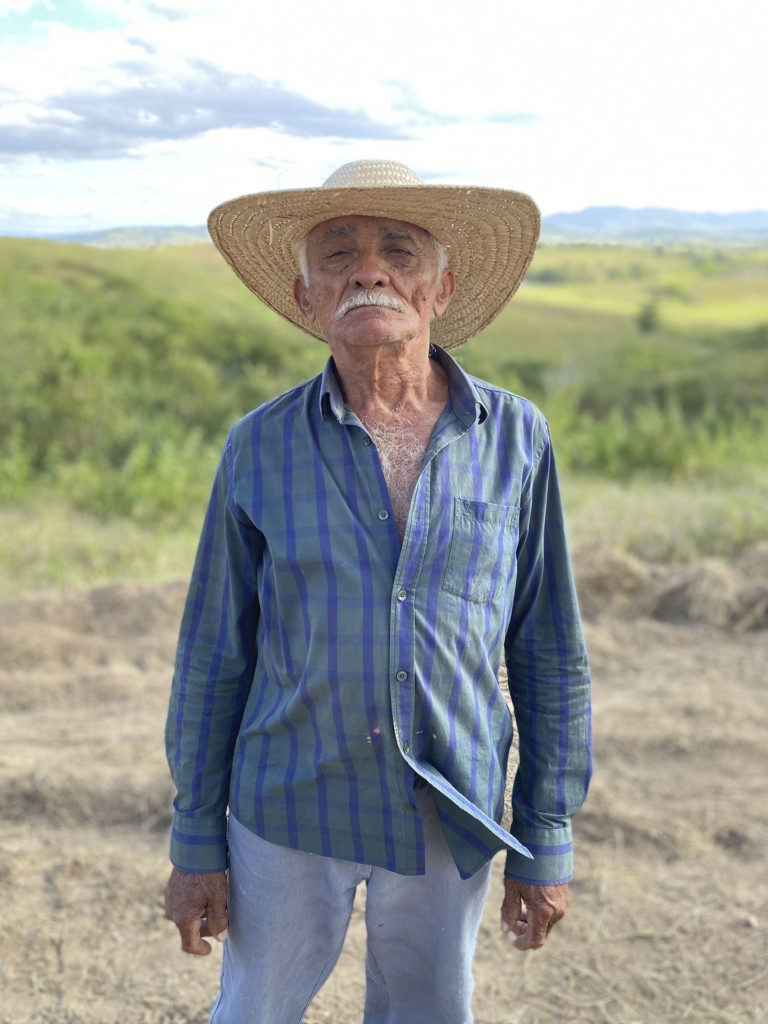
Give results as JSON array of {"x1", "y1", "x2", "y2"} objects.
[{"x1": 293, "y1": 215, "x2": 454, "y2": 352}]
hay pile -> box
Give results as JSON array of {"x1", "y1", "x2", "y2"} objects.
[{"x1": 573, "y1": 543, "x2": 768, "y2": 630}]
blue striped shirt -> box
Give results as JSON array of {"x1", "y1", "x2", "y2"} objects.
[{"x1": 166, "y1": 346, "x2": 591, "y2": 883}]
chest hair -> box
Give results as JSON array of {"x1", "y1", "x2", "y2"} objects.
[{"x1": 363, "y1": 414, "x2": 437, "y2": 541}]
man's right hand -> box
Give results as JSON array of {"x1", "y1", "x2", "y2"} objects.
[{"x1": 164, "y1": 867, "x2": 229, "y2": 955}]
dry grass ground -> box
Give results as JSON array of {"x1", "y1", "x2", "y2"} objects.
[{"x1": 1, "y1": 551, "x2": 767, "y2": 1024}]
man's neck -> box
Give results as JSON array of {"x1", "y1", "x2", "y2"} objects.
[{"x1": 330, "y1": 339, "x2": 449, "y2": 426}]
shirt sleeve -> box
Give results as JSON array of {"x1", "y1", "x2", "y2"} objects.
[
  {"x1": 165, "y1": 435, "x2": 264, "y2": 872},
  {"x1": 503, "y1": 423, "x2": 592, "y2": 886}
]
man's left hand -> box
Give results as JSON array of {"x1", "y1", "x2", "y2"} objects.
[{"x1": 500, "y1": 879, "x2": 569, "y2": 950}]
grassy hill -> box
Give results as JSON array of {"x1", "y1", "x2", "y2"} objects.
[{"x1": 2, "y1": 237, "x2": 767, "y2": 593}]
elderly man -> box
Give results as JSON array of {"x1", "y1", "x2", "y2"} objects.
[{"x1": 164, "y1": 160, "x2": 591, "y2": 1024}]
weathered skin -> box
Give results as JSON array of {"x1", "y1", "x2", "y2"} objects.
[
  {"x1": 164, "y1": 867, "x2": 228, "y2": 956},
  {"x1": 501, "y1": 879, "x2": 570, "y2": 950}
]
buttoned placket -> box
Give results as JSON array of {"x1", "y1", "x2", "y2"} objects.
[
  {"x1": 333, "y1": 384, "x2": 483, "y2": 861},
  {"x1": 338, "y1": 412, "x2": 422, "y2": 842},
  {"x1": 385, "y1": 406, "x2": 479, "y2": 802}
]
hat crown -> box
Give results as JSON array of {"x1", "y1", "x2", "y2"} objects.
[{"x1": 321, "y1": 159, "x2": 424, "y2": 189}]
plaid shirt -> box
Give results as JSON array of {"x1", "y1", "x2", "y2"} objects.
[{"x1": 166, "y1": 346, "x2": 591, "y2": 883}]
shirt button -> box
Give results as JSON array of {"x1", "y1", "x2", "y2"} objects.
[
  {"x1": 396, "y1": 670, "x2": 408, "y2": 682},
  {"x1": 378, "y1": 509, "x2": 389, "y2": 521},
  {"x1": 402, "y1": 742, "x2": 410, "y2": 754},
  {"x1": 404, "y1": 801, "x2": 417, "y2": 813},
  {"x1": 362, "y1": 436, "x2": 372, "y2": 446},
  {"x1": 397, "y1": 589, "x2": 407, "y2": 602}
]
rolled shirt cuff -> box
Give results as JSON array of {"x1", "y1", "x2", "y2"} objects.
[
  {"x1": 170, "y1": 812, "x2": 228, "y2": 873},
  {"x1": 504, "y1": 822, "x2": 574, "y2": 885}
]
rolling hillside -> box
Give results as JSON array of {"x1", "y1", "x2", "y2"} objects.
[{"x1": 2, "y1": 235, "x2": 767, "y2": 593}]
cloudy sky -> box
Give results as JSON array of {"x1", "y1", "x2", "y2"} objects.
[{"x1": 1, "y1": 0, "x2": 765, "y2": 234}]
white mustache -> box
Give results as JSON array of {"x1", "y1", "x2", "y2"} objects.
[{"x1": 336, "y1": 290, "x2": 405, "y2": 318}]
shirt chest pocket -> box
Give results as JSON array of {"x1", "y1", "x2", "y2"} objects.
[{"x1": 441, "y1": 497, "x2": 521, "y2": 603}]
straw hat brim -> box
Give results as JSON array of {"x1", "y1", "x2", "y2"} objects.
[{"x1": 207, "y1": 184, "x2": 540, "y2": 349}]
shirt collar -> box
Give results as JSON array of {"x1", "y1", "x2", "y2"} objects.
[
  {"x1": 319, "y1": 346, "x2": 488, "y2": 426},
  {"x1": 319, "y1": 358, "x2": 350, "y2": 423}
]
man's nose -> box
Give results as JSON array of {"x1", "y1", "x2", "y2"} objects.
[{"x1": 351, "y1": 254, "x2": 389, "y2": 289}]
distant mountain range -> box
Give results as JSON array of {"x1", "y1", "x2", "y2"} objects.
[
  {"x1": 32, "y1": 207, "x2": 768, "y2": 247},
  {"x1": 541, "y1": 207, "x2": 768, "y2": 244},
  {"x1": 44, "y1": 225, "x2": 211, "y2": 247}
]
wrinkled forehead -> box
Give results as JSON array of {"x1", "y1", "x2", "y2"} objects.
[{"x1": 305, "y1": 214, "x2": 432, "y2": 249}]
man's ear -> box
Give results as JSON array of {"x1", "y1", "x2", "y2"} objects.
[
  {"x1": 293, "y1": 276, "x2": 316, "y2": 322},
  {"x1": 432, "y1": 268, "x2": 455, "y2": 319}
]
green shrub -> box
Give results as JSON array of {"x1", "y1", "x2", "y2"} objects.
[
  {"x1": 2, "y1": 237, "x2": 767, "y2": 526},
  {"x1": 636, "y1": 299, "x2": 661, "y2": 333}
]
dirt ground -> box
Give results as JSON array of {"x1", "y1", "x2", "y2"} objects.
[{"x1": 1, "y1": 547, "x2": 767, "y2": 1024}]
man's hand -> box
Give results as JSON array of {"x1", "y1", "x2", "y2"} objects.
[
  {"x1": 164, "y1": 867, "x2": 229, "y2": 956},
  {"x1": 500, "y1": 879, "x2": 569, "y2": 950}
]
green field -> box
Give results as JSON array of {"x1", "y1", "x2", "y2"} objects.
[{"x1": 2, "y1": 236, "x2": 767, "y2": 596}]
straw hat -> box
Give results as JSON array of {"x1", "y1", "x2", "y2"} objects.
[{"x1": 208, "y1": 159, "x2": 540, "y2": 349}]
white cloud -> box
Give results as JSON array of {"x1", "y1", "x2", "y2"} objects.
[
  {"x1": 0, "y1": 59, "x2": 409, "y2": 160},
  {"x1": 0, "y1": 0, "x2": 766, "y2": 232}
]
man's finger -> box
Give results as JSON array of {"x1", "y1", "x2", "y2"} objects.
[
  {"x1": 177, "y1": 916, "x2": 213, "y2": 956},
  {"x1": 205, "y1": 895, "x2": 229, "y2": 942},
  {"x1": 500, "y1": 885, "x2": 522, "y2": 936},
  {"x1": 514, "y1": 902, "x2": 552, "y2": 950}
]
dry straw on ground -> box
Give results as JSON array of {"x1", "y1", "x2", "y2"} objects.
[{"x1": 1, "y1": 549, "x2": 767, "y2": 1023}]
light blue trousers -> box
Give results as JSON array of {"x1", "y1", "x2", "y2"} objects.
[{"x1": 209, "y1": 784, "x2": 493, "y2": 1024}]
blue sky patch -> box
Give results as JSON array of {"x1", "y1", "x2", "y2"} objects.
[{"x1": 1, "y1": 0, "x2": 124, "y2": 38}]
